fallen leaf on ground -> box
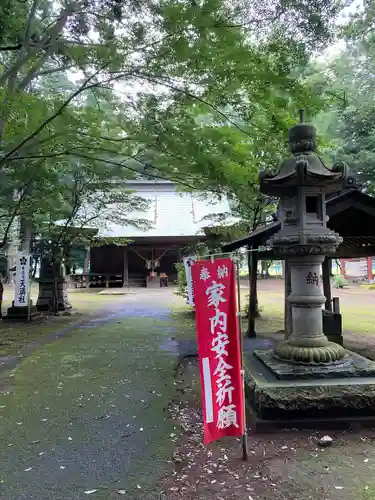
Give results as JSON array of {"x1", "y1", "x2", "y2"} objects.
[{"x1": 84, "y1": 490, "x2": 97, "y2": 495}]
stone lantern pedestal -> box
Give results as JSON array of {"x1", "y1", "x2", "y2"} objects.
[
  {"x1": 275, "y1": 254, "x2": 345, "y2": 364},
  {"x1": 243, "y1": 118, "x2": 375, "y2": 430}
]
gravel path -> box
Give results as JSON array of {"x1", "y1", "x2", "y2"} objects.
[{"x1": 0, "y1": 290, "x2": 179, "y2": 500}]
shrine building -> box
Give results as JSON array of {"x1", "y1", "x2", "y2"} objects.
[{"x1": 86, "y1": 180, "x2": 232, "y2": 287}]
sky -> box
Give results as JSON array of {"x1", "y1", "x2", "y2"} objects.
[{"x1": 319, "y1": 0, "x2": 364, "y2": 61}]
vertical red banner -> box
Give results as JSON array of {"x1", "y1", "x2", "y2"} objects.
[{"x1": 191, "y1": 258, "x2": 244, "y2": 445}]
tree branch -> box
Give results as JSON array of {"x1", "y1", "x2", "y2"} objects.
[
  {"x1": 0, "y1": 44, "x2": 22, "y2": 51},
  {"x1": 35, "y1": 64, "x2": 74, "y2": 77},
  {"x1": 0, "y1": 177, "x2": 34, "y2": 249},
  {"x1": 70, "y1": 152, "x2": 198, "y2": 190},
  {"x1": 0, "y1": 68, "x2": 129, "y2": 167},
  {"x1": 18, "y1": 8, "x2": 76, "y2": 90},
  {"x1": 0, "y1": 4, "x2": 74, "y2": 89},
  {"x1": 133, "y1": 72, "x2": 268, "y2": 135},
  {"x1": 20, "y1": 0, "x2": 40, "y2": 58}
]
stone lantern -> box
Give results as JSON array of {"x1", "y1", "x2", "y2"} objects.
[{"x1": 259, "y1": 118, "x2": 355, "y2": 364}]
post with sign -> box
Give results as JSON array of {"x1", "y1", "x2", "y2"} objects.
[
  {"x1": 14, "y1": 253, "x2": 30, "y2": 308},
  {"x1": 183, "y1": 256, "x2": 197, "y2": 306},
  {"x1": 191, "y1": 258, "x2": 246, "y2": 452},
  {"x1": 5, "y1": 253, "x2": 39, "y2": 321}
]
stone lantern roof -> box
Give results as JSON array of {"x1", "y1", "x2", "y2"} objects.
[{"x1": 259, "y1": 122, "x2": 355, "y2": 197}]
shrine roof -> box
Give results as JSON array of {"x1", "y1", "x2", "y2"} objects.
[
  {"x1": 222, "y1": 188, "x2": 375, "y2": 256},
  {"x1": 97, "y1": 184, "x2": 237, "y2": 239}
]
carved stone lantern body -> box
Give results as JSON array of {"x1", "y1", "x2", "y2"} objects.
[{"x1": 259, "y1": 122, "x2": 355, "y2": 364}]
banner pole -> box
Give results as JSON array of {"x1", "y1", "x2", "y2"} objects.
[{"x1": 235, "y1": 255, "x2": 249, "y2": 461}]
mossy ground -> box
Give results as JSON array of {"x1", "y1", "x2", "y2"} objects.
[
  {"x1": 1, "y1": 282, "x2": 375, "y2": 499},
  {"x1": 0, "y1": 286, "x2": 130, "y2": 357},
  {"x1": 0, "y1": 294, "x2": 179, "y2": 500}
]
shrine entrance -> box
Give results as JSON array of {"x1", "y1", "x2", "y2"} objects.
[{"x1": 89, "y1": 235, "x2": 204, "y2": 288}]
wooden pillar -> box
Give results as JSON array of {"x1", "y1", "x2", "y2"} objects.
[
  {"x1": 83, "y1": 246, "x2": 90, "y2": 288},
  {"x1": 123, "y1": 249, "x2": 129, "y2": 287},
  {"x1": 247, "y1": 245, "x2": 258, "y2": 338},
  {"x1": 332, "y1": 297, "x2": 340, "y2": 314},
  {"x1": 339, "y1": 258, "x2": 346, "y2": 277},
  {"x1": 83, "y1": 247, "x2": 90, "y2": 273},
  {"x1": 367, "y1": 257, "x2": 373, "y2": 281},
  {"x1": 322, "y1": 257, "x2": 332, "y2": 311},
  {"x1": 284, "y1": 259, "x2": 292, "y2": 339}
]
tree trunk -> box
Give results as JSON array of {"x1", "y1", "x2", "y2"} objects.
[
  {"x1": 5, "y1": 242, "x2": 16, "y2": 284},
  {"x1": 51, "y1": 259, "x2": 59, "y2": 314},
  {"x1": 20, "y1": 218, "x2": 32, "y2": 253},
  {"x1": 284, "y1": 260, "x2": 292, "y2": 339},
  {"x1": 322, "y1": 257, "x2": 332, "y2": 311},
  {"x1": 247, "y1": 245, "x2": 259, "y2": 338},
  {"x1": 0, "y1": 280, "x2": 3, "y2": 318},
  {"x1": 31, "y1": 256, "x2": 38, "y2": 278}
]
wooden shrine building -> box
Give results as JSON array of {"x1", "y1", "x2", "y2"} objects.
[
  {"x1": 222, "y1": 187, "x2": 375, "y2": 340},
  {"x1": 80, "y1": 180, "x2": 233, "y2": 288},
  {"x1": 89, "y1": 235, "x2": 203, "y2": 287}
]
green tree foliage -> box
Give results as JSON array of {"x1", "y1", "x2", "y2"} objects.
[
  {"x1": 311, "y1": 2, "x2": 375, "y2": 193},
  {"x1": 0, "y1": 0, "x2": 346, "y2": 256}
]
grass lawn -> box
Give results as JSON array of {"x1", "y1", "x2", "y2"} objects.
[
  {"x1": 172, "y1": 280, "x2": 375, "y2": 341},
  {"x1": 0, "y1": 285, "x2": 130, "y2": 358},
  {"x1": 238, "y1": 283, "x2": 375, "y2": 337}
]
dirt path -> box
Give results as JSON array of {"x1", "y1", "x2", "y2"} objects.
[{"x1": 0, "y1": 290, "x2": 180, "y2": 500}]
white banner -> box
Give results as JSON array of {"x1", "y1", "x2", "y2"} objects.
[
  {"x1": 183, "y1": 256, "x2": 197, "y2": 307},
  {"x1": 14, "y1": 253, "x2": 31, "y2": 307}
]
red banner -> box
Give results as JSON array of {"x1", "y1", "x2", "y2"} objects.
[{"x1": 191, "y1": 258, "x2": 244, "y2": 445}]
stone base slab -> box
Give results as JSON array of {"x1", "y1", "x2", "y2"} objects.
[
  {"x1": 3, "y1": 304, "x2": 42, "y2": 321},
  {"x1": 244, "y1": 344, "x2": 375, "y2": 431},
  {"x1": 37, "y1": 278, "x2": 72, "y2": 311},
  {"x1": 254, "y1": 349, "x2": 375, "y2": 380}
]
